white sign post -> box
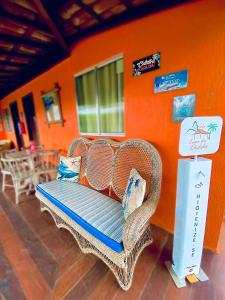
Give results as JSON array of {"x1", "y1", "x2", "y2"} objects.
[{"x1": 166, "y1": 116, "x2": 223, "y2": 288}]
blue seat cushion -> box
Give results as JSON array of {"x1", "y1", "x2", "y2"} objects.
[{"x1": 36, "y1": 180, "x2": 125, "y2": 253}]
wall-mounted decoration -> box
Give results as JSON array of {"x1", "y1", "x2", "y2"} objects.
[
  {"x1": 154, "y1": 70, "x2": 188, "y2": 93},
  {"x1": 41, "y1": 83, "x2": 64, "y2": 127},
  {"x1": 133, "y1": 52, "x2": 160, "y2": 76},
  {"x1": 173, "y1": 94, "x2": 195, "y2": 122},
  {"x1": 3, "y1": 108, "x2": 12, "y2": 133}
]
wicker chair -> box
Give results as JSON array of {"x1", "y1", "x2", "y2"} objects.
[
  {"x1": 33, "y1": 150, "x2": 59, "y2": 185},
  {"x1": 1, "y1": 156, "x2": 34, "y2": 204},
  {"x1": 0, "y1": 149, "x2": 17, "y2": 191},
  {"x1": 35, "y1": 138, "x2": 162, "y2": 290}
]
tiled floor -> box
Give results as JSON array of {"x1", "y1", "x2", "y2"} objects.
[{"x1": 0, "y1": 187, "x2": 224, "y2": 300}]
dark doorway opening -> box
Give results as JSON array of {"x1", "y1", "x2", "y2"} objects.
[
  {"x1": 22, "y1": 93, "x2": 39, "y2": 144},
  {"x1": 9, "y1": 101, "x2": 24, "y2": 149}
]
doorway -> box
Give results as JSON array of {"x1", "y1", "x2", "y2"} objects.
[
  {"x1": 9, "y1": 101, "x2": 24, "y2": 149},
  {"x1": 22, "y1": 93, "x2": 39, "y2": 144}
]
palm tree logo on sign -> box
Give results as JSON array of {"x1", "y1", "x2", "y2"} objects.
[
  {"x1": 186, "y1": 121, "x2": 218, "y2": 140},
  {"x1": 179, "y1": 116, "x2": 223, "y2": 156}
]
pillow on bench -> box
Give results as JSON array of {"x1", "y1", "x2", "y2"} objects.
[
  {"x1": 122, "y1": 168, "x2": 146, "y2": 219},
  {"x1": 57, "y1": 156, "x2": 81, "y2": 182}
]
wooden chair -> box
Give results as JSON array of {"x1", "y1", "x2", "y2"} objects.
[
  {"x1": 33, "y1": 150, "x2": 59, "y2": 185},
  {"x1": 0, "y1": 149, "x2": 17, "y2": 191},
  {"x1": 0, "y1": 156, "x2": 34, "y2": 204}
]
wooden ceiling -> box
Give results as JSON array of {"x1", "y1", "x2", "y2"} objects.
[{"x1": 0, "y1": 0, "x2": 189, "y2": 98}]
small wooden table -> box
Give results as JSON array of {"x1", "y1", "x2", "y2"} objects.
[
  {"x1": 6, "y1": 151, "x2": 34, "y2": 159},
  {"x1": 5, "y1": 149, "x2": 59, "y2": 185}
]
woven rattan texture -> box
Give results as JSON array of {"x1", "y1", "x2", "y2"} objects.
[
  {"x1": 68, "y1": 138, "x2": 158, "y2": 201},
  {"x1": 112, "y1": 141, "x2": 152, "y2": 199},
  {"x1": 68, "y1": 138, "x2": 89, "y2": 179},
  {"x1": 86, "y1": 141, "x2": 113, "y2": 190}
]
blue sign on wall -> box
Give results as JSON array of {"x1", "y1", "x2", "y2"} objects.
[{"x1": 154, "y1": 70, "x2": 188, "y2": 93}]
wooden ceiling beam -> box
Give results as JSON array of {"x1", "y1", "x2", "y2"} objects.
[
  {"x1": 0, "y1": 7, "x2": 54, "y2": 38},
  {"x1": 0, "y1": 73, "x2": 15, "y2": 77},
  {"x1": 75, "y1": 0, "x2": 102, "y2": 22},
  {"x1": 0, "y1": 68, "x2": 15, "y2": 73},
  {"x1": 0, "y1": 78, "x2": 18, "y2": 82},
  {"x1": 0, "y1": 49, "x2": 65, "y2": 98},
  {"x1": 33, "y1": 0, "x2": 69, "y2": 54},
  {"x1": 120, "y1": 0, "x2": 133, "y2": 9},
  {"x1": 0, "y1": 49, "x2": 39, "y2": 59},
  {"x1": 0, "y1": 61, "x2": 28, "y2": 67},
  {"x1": 0, "y1": 33, "x2": 49, "y2": 49},
  {"x1": 0, "y1": 69, "x2": 17, "y2": 73},
  {"x1": 0, "y1": 72, "x2": 14, "y2": 80},
  {"x1": 0, "y1": 84, "x2": 17, "y2": 89},
  {"x1": 69, "y1": 0, "x2": 190, "y2": 44}
]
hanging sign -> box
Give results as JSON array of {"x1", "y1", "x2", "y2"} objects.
[
  {"x1": 154, "y1": 70, "x2": 188, "y2": 93},
  {"x1": 133, "y1": 52, "x2": 160, "y2": 76},
  {"x1": 179, "y1": 116, "x2": 223, "y2": 156}
]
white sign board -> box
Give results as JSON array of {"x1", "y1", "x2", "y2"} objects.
[
  {"x1": 179, "y1": 116, "x2": 223, "y2": 156},
  {"x1": 172, "y1": 158, "x2": 212, "y2": 279}
]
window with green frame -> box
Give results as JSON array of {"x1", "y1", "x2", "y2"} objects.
[{"x1": 75, "y1": 57, "x2": 124, "y2": 135}]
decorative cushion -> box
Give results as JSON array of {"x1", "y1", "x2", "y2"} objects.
[
  {"x1": 36, "y1": 180, "x2": 125, "y2": 253},
  {"x1": 122, "y1": 168, "x2": 146, "y2": 219},
  {"x1": 57, "y1": 156, "x2": 81, "y2": 182}
]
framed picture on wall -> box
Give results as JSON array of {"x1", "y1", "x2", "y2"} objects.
[
  {"x1": 3, "y1": 108, "x2": 12, "y2": 132},
  {"x1": 173, "y1": 94, "x2": 196, "y2": 122},
  {"x1": 41, "y1": 83, "x2": 64, "y2": 127}
]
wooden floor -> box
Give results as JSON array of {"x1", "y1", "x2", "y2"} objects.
[{"x1": 0, "y1": 188, "x2": 224, "y2": 300}]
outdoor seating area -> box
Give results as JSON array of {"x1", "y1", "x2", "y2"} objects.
[
  {"x1": 35, "y1": 137, "x2": 162, "y2": 290},
  {"x1": 0, "y1": 0, "x2": 225, "y2": 299},
  {"x1": 0, "y1": 147, "x2": 59, "y2": 203},
  {"x1": 0, "y1": 187, "x2": 224, "y2": 299}
]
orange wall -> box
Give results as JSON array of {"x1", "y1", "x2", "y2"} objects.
[
  {"x1": 0, "y1": 103, "x2": 6, "y2": 140},
  {"x1": 0, "y1": 132, "x2": 6, "y2": 140},
  {"x1": 1, "y1": 0, "x2": 225, "y2": 252}
]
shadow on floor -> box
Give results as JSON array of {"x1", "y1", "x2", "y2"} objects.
[{"x1": 0, "y1": 186, "x2": 224, "y2": 300}]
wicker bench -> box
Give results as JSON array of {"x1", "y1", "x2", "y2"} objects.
[{"x1": 35, "y1": 138, "x2": 162, "y2": 290}]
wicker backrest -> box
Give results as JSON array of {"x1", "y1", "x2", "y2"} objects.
[
  {"x1": 86, "y1": 140, "x2": 113, "y2": 190},
  {"x1": 68, "y1": 138, "x2": 162, "y2": 202},
  {"x1": 68, "y1": 138, "x2": 90, "y2": 179},
  {"x1": 112, "y1": 140, "x2": 152, "y2": 199}
]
